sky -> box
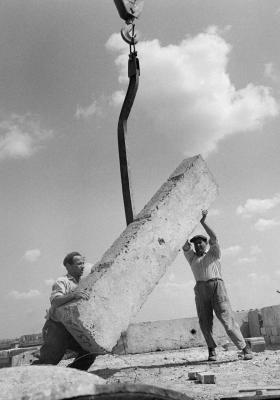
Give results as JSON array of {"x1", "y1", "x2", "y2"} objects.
[{"x1": 0, "y1": 0, "x2": 280, "y2": 339}]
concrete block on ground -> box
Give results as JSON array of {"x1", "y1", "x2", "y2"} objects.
[
  {"x1": 260, "y1": 327, "x2": 266, "y2": 336},
  {"x1": 270, "y1": 335, "x2": 280, "y2": 344},
  {"x1": 197, "y1": 372, "x2": 216, "y2": 384},
  {"x1": 248, "y1": 309, "x2": 261, "y2": 337},
  {"x1": 188, "y1": 371, "x2": 199, "y2": 380},
  {"x1": 271, "y1": 327, "x2": 278, "y2": 336},
  {"x1": 261, "y1": 305, "x2": 280, "y2": 327},
  {"x1": 56, "y1": 155, "x2": 218, "y2": 353},
  {"x1": 245, "y1": 337, "x2": 266, "y2": 352}
]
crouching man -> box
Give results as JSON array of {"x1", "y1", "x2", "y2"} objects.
[
  {"x1": 32, "y1": 251, "x2": 96, "y2": 370},
  {"x1": 183, "y1": 210, "x2": 253, "y2": 361}
]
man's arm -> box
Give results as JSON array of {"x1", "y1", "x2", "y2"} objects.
[
  {"x1": 182, "y1": 239, "x2": 191, "y2": 252},
  {"x1": 51, "y1": 290, "x2": 89, "y2": 308},
  {"x1": 200, "y1": 210, "x2": 217, "y2": 243}
]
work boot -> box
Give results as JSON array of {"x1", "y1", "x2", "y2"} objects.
[
  {"x1": 242, "y1": 345, "x2": 253, "y2": 360},
  {"x1": 208, "y1": 347, "x2": 217, "y2": 361}
]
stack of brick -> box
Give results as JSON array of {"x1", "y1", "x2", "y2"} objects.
[{"x1": 260, "y1": 305, "x2": 280, "y2": 345}]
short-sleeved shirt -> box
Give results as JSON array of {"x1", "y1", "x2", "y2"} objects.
[
  {"x1": 46, "y1": 273, "x2": 78, "y2": 321},
  {"x1": 183, "y1": 241, "x2": 222, "y2": 282}
]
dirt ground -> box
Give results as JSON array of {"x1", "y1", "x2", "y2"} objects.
[{"x1": 80, "y1": 345, "x2": 280, "y2": 400}]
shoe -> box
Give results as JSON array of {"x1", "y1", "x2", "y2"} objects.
[
  {"x1": 208, "y1": 347, "x2": 217, "y2": 361},
  {"x1": 242, "y1": 345, "x2": 253, "y2": 360}
]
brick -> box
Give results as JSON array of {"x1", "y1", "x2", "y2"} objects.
[
  {"x1": 245, "y1": 337, "x2": 266, "y2": 352},
  {"x1": 56, "y1": 155, "x2": 218, "y2": 353},
  {"x1": 197, "y1": 373, "x2": 216, "y2": 384},
  {"x1": 248, "y1": 309, "x2": 261, "y2": 337},
  {"x1": 188, "y1": 371, "x2": 199, "y2": 380},
  {"x1": 260, "y1": 327, "x2": 266, "y2": 335},
  {"x1": 271, "y1": 327, "x2": 278, "y2": 336},
  {"x1": 265, "y1": 327, "x2": 272, "y2": 336},
  {"x1": 270, "y1": 335, "x2": 280, "y2": 344}
]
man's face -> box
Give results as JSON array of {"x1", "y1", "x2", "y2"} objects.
[
  {"x1": 193, "y1": 239, "x2": 207, "y2": 256},
  {"x1": 66, "y1": 255, "x2": 85, "y2": 281}
]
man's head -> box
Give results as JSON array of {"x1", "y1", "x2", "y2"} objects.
[
  {"x1": 63, "y1": 251, "x2": 85, "y2": 281},
  {"x1": 190, "y1": 235, "x2": 208, "y2": 256}
]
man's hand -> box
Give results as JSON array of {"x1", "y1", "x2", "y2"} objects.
[
  {"x1": 200, "y1": 209, "x2": 208, "y2": 224},
  {"x1": 182, "y1": 240, "x2": 191, "y2": 252},
  {"x1": 72, "y1": 288, "x2": 90, "y2": 300}
]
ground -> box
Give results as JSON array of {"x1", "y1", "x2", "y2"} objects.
[{"x1": 75, "y1": 345, "x2": 280, "y2": 400}]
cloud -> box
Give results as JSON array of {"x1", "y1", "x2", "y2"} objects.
[
  {"x1": 160, "y1": 274, "x2": 195, "y2": 293},
  {"x1": 254, "y1": 218, "x2": 280, "y2": 232},
  {"x1": 23, "y1": 249, "x2": 41, "y2": 263},
  {"x1": 9, "y1": 289, "x2": 40, "y2": 299},
  {"x1": 238, "y1": 256, "x2": 257, "y2": 264},
  {"x1": 44, "y1": 278, "x2": 55, "y2": 287},
  {"x1": 249, "y1": 245, "x2": 262, "y2": 255},
  {"x1": 264, "y1": 63, "x2": 279, "y2": 82},
  {"x1": 75, "y1": 100, "x2": 99, "y2": 120},
  {"x1": 106, "y1": 27, "x2": 279, "y2": 156},
  {"x1": 222, "y1": 245, "x2": 242, "y2": 256},
  {"x1": 0, "y1": 114, "x2": 52, "y2": 160},
  {"x1": 208, "y1": 208, "x2": 221, "y2": 217},
  {"x1": 236, "y1": 194, "x2": 280, "y2": 217},
  {"x1": 248, "y1": 272, "x2": 270, "y2": 284}
]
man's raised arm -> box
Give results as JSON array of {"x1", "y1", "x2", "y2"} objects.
[{"x1": 200, "y1": 210, "x2": 217, "y2": 243}]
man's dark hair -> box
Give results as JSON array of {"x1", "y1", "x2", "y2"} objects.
[{"x1": 63, "y1": 251, "x2": 81, "y2": 267}]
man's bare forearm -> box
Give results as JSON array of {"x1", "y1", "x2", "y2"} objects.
[
  {"x1": 51, "y1": 292, "x2": 76, "y2": 308},
  {"x1": 200, "y1": 210, "x2": 217, "y2": 241},
  {"x1": 201, "y1": 220, "x2": 217, "y2": 241}
]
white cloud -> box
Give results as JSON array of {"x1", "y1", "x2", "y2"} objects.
[
  {"x1": 110, "y1": 90, "x2": 125, "y2": 106},
  {"x1": 249, "y1": 245, "x2": 262, "y2": 256},
  {"x1": 264, "y1": 63, "x2": 279, "y2": 82},
  {"x1": 238, "y1": 256, "x2": 257, "y2": 264},
  {"x1": 23, "y1": 249, "x2": 41, "y2": 263},
  {"x1": 9, "y1": 289, "x2": 40, "y2": 299},
  {"x1": 254, "y1": 218, "x2": 280, "y2": 232},
  {"x1": 75, "y1": 101, "x2": 99, "y2": 120},
  {"x1": 236, "y1": 194, "x2": 280, "y2": 218},
  {"x1": 161, "y1": 277, "x2": 195, "y2": 292},
  {"x1": 106, "y1": 27, "x2": 278, "y2": 156},
  {"x1": 248, "y1": 273, "x2": 271, "y2": 284},
  {"x1": 208, "y1": 208, "x2": 221, "y2": 217},
  {"x1": 44, "y1": 279, "x2": 55, "y2": 287},
  {"x1": 0, "y1": 114, "x2": 52, "y2": 160},
  {"x1": 222, "y1": 245, "x2": 242, "y2": 256}
]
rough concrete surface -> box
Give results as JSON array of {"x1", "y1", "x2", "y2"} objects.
[
  {"x1": 74, "y1": 345, "x2": 280, "y2": 400},
  {"x1": 0, "y1": 365, "x2": 105, "y2": 400},
  {"x1": 56, "y1": 155, "x2": 218, "y2": 354}
]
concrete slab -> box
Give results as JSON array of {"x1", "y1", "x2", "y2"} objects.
[{"x1": 56, "y1": 155, "x2": 218, "y2": 353}]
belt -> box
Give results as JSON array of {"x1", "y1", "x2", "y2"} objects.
[{"x1": 197, "y1": 278, "x2": 223, "y2": 283}]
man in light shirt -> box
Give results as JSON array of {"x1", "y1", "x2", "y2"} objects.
[
  {"x1": 32, "y1": 251, "x2": 96, "y2": 370},
  {"x1": 183, "y1": 210, "x2": 253, "y2": 361}
]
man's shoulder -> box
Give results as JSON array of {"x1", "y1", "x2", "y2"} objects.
[{"x1": 52, "y1": 275, "x2": 72, "y2": 287}]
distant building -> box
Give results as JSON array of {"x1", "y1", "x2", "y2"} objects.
[{"x1": 19, "y1": 333, "x2": 43, "y2": 348}]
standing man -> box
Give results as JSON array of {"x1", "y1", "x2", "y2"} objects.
[
  {"x1": 183, "y1": 211, "x2": 253, "y2": 361},
  {"x1": 33, "y1": 251, "x2": 96, "y2": 370}
]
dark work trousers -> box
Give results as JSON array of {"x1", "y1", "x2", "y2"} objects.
[
  {"x1": 32, "y1": 319, "x2": 96, "y2": 370},
  {"x1": 194, "y1": 279, "x2": 246, "y2": 350}
]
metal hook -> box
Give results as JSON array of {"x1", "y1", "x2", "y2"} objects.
[{"x1": 121, "y1": 24, "x2": 139, "y2": 45}]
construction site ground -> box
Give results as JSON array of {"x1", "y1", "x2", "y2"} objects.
[{"x1": 71, "y1": 345, "x2": 280, "y2": 400}]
